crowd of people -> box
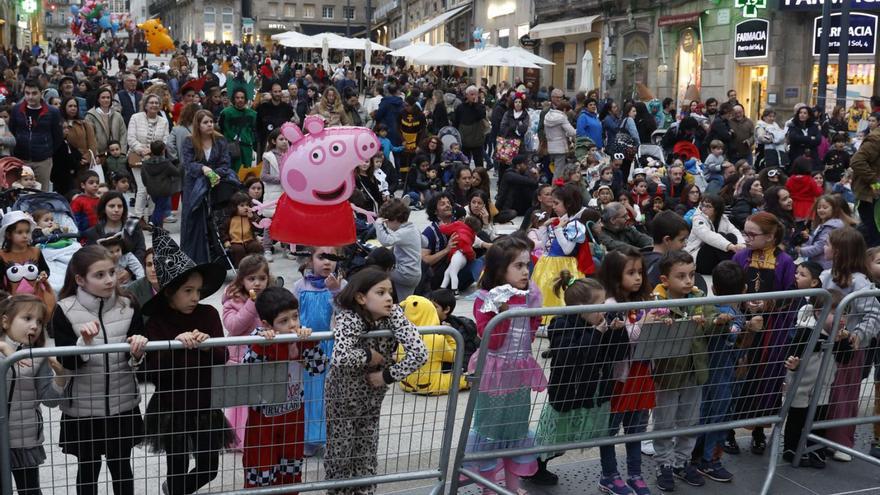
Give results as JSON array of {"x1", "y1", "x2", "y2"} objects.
[{"x1": 0, "y1": 37, "x2": 880, "y2": 495}]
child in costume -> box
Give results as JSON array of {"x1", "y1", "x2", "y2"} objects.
[
  {"x1": 0, "y1": 295, "x2": 68, "y2": 493},
  {"x1": 438, "y1": 216, "x2": 481, "y2": 295},
  {"x1": 242, "y1": 286, "x2": 314, "y2": 488},
  {"x1": 221, "y1": 192, "x2": 263, "y2": 268},
  {"x1": 0, "y1": 211, "x2": 54, "y2": 313},
  {"x1": 466, "y1": 236, "x2": 547, "y2": 493},
  {"x1": 52, "y1": 245, "x2": 148, "y2": 494},
  {"x1": 397, "y1": 294, "x2": 469, "y2": 395},
  {"x1": 222, "y1": 254, "x2": 272, "y2": 449},
  {"x1": 324, "y1": 268, "x2": 427, "y2": 495},
  {"x1": 70, "y1": 170, "x2": 102, "y2": 233},
  {"x1": 531, "y1": 184, "x2": 594, "y2": 323},
  {"x1": 142, "y1": 228, "x2": 235, "y2": 494},
  {"x1": 294, "y1": 246, "x2": 345, "y2": 456},
  {"x1": 595, "y1": 247, "x2": 656, "y2": 494},
  {"x1": 533, "y1": 273, "x2": 627, "y2": 484}
]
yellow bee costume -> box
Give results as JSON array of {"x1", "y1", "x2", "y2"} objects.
[{"x1": 397, "y1": 296, "x2": 470, "y2": 395}]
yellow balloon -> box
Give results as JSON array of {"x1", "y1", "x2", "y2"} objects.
[{"x1": 137, "y1": 18, "x2": 174, "y2": 56}]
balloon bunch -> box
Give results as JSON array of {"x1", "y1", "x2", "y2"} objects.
[
  {"x1": 69, "y1": 0, "x2": 132, "y2": 50},
  {"x1": 472, "y1": 27, "x2": 485, "y2": 49}
]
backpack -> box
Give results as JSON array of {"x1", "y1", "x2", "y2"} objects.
[{"x1": 446, "y1": 314, "x2": 479, "y2": 367}]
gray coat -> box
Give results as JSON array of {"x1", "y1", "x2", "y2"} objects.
[
  {"x1": 52, "y1": 289, "x2": 144, "y2": 418},
  {"x1": 85, "y1": 107, "x2": 128, "y2": 155},
  {"x1": 376, "y1": 220, "x2": 422, "y2": 283},
  {"x1": 7, "y1": 344, "x2": 65, "y2": 448},
  {"x1": 165, "y1": 124, "x2": 191, "y2": 163}
]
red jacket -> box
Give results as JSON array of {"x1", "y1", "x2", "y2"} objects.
[
  {"x1": 438, "y1": 221, "x2": 476, "y2": 260},
  {"x1": 786, "y1": 174, "x2": 823, "y2": 219}
]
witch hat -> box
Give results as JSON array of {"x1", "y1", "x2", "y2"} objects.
[{"x1": 142, "y1": 227, "x2": 226, "y2": 315}]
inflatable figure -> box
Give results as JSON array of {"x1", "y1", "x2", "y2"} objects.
[
  {"x1": 268, "y1": 116, "x2": 379, "y2": 247},
  {"x1": 137, "y1": 18, "x2": 174, "y2": 56},
  {"x1": 397, "y1": 295, "x2": 469, "y2": 396}
]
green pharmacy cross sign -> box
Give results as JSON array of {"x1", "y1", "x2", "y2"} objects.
[
  {"x1": 735, "y1": 0, "x2": 767, "y2": 18},
  {"x1": 21, "y1": 0, "x2": 37, "y2": 14}
]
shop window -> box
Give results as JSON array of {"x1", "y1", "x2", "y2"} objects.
[
  {"x1": 675, "y1": 27, "x2": 702, "y2": 110},
  {"x1": 811, "y1": 63, "x2": 876, "y2": 111},
  {"x1": 322, "y1": 5, "x2": 334, "y2": 19}
]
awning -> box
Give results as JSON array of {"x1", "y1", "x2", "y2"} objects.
[
  {"x1": 300, "y1": 23, "x2": 367, "y2": 37},
  {"x1": 390, "y1": 6, "x2": 469, "y2": 49},
  {"x1": 529, "y1": 15, "x2": 600, "y2": 40},
  {"x1": 658, "y1": 12, "x2": 702, "y2": 27}
]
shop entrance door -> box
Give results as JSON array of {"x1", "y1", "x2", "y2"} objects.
[{"x1": 736, "y1": 65, "x2": 767, "y2": 119}]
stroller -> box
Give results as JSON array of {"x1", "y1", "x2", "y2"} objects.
[
  {"x1": 14, "y1": 191, "x2": 82, "y2": 293},
  {"x1": 437, "y1": 126, "x2": 462, "y2": 153},
  {"x1": 207, "y1": 176, "x2": 242, "y2": 273}
]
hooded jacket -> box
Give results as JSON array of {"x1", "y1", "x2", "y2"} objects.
[
  {"x1": 9, "y1": 101, "x2": 63, "y2": 162},
  {"x1": 786, "y1": 174, "x2": 823, "y2": 219},
  {"x1": 799, "y1": 218, "x2": 844, "y2": 269},
  {"x1": 576, "y1": 109, "x2": 603, "y2": 149},
  {"x1": 685, "y1": 210, "x2": 744, "y2": 259},
  {"x1": 375, "y1": 94, "x2": 404, "y2": 146},
  {"x1": 543, "y1": 108, "x2": 575, "y2": 155},
  {"x1": 850, "y1": 127, "x2": 880, "y2": 202},
  {"x1": 6, "y1": 341, "x2": 65, "y2": 448}
]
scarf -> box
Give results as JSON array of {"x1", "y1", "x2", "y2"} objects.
[{"x1": 748, "y1": 246, "x2": 777, "y2": 271}]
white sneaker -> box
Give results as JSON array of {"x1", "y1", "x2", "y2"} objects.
[
  {"x1": 284, "y1": 250, "x2": 296, "y2": 260},
  {"x1": 164, "y1": 213, "x2": 177, "y2": 223},
  {"x1": 263, "y1": 250, "x2": 274, "y2": 262},
  {"x1": 641, "y1": 440, "x2": 655, "y2": 456},
  {"x1": 832, "y1": 450, "x2": 853, "y2": 462}
]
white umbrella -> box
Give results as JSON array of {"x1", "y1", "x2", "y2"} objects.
[
  {"x1": 322, "y1": 37, "x2": 330, "y2": 72},
  {"x1": 389, "y1": 42, "x2": 433, "y2": 59},
  {"x1": 363, "y1": 38, "x2": 372, "y2": 78},
  {"x1": 272, "y1": 31, "x2": 321, "y2": 48},
  {"x1": 580, "y1": 50, "x2": 594, "y2": 91},
  {"x1": 410, "y1": 43, "x2": 470, "y2": 67},
  {"x1": 464, "y1": 46, "x2": 540, "y2": 68},
  {"x1": 313, "y1": 32, "x2": 390, "y2": 51},
  {"x1": 505, "y1": 46, "x2": 555, "y2": 66}
]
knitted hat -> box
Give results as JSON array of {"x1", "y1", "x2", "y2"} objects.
[
  {"x1": 142, "y1": 227, "x2": 226, "y2": 315},
  {"x1": 20, "y1": 166, "x2": 34, "y2": 179}
]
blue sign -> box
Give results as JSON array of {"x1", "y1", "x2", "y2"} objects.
[
  {"x1": 782, "y1": 0, "x2": 880, "y2": 10},
  {"x1": 813, "y1": 12, "x2": 878, "y2": 55}
]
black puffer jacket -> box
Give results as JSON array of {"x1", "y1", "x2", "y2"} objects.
[{"x1": 546, "y1": 314, "x2": 628, "y2": 413}]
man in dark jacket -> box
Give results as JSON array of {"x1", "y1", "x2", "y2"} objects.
[
  {"x1": 704, "y1": 102, "x2": 734, "y2": 159},
  {"x1": 256, "y1": 82, "x2": 295, "y2": 157},
  {"x1": 375, "y1": 84, "x2": 404, "y2": 146},
  {"x1": 851, "y1": 126, "x2": 880, "y2": 246},
  {"x1": 115, "y1": 73, "x2": 142, "y2": 126},
  {"x1": 452, "y1": 85, "x2": 487, "y2": 167},
  {"x1": 496, "y1": 156, "x2": 539, "y2": 216},
  {"x1": 9, "y1": 79, "x2": 63, "y2": 192}
]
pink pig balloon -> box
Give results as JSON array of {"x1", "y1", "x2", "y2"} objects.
[
  {"x1": 269, "y1": 115, "x2": 380, "y2": 247},
  {"x1": 279, "y1": 116, "x2": 379, "y2": 205}
]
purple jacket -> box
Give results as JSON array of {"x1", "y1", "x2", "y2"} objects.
[{"x1": 733, "y1": 248, "x2": 796, "y2": 292}]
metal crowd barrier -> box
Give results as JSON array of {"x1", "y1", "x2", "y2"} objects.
[
  {"x1": 795, "y1": 289, "x2": 880, "y2": 468},
  {"x1": 0, "y1": 326, "x2": 463, "y2": 495},
  {"x1": 448, "y1": 289, "x2": 832, "y2": 495}
]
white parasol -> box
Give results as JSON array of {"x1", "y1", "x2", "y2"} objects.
[
  {"x1": 580, "y1": 50, "x2": 594, "y2": 91},
  {"x1": 410, "y1": 43, "x2": 471, "y2": 67}
]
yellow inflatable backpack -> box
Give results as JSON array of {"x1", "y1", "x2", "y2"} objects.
[{"x1": 397, "y1": 296, "x2": 469, "y2": 395}]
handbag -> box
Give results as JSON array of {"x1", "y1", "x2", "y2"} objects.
[
  {"x1": 87, "y1": 150, "x2": 105, "y2": 184},
  {"x1": 228, "y1": 134, "x2": 242, "y2": 161},
  {"x1": 494, "y1": 136, "x2": 521, "y2": 164},
  {"x1": 127, "y1": 150, "x2": 144, "y2": 168}
]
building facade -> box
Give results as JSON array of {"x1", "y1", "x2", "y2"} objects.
[
  {"x1": 379, "y1": 0, "x2": 472, "y2": 49},
  {"x1": 256, "y1": 0, "x2": 368, "y2": 45}
]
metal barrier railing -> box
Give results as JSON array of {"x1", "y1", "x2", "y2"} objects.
[
  {"x1": 795, "y1": 289, "x2": 880, "y2": 469},
  {"x1": 447, "y1": 289, "x2": 833, "y2": 495},
  {"x1": 0, "y1": 326, "x2": 463, "y2": 495}
]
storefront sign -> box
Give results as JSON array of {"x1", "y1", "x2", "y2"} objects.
[
  {"x1": 781, "y1": 0, "x2": 880, "y2": 10},
  {"x1": 519, "y1": 34, "x2": 537, "y2": 47},
  {"x1": 736, "y1": 0, "x2": 767, "y2": 18},
  {"x1": 785, "y1": 87, "x2": 799, "y2": 98},
  {"x1": 658, "y1": 12, "x2": 702, "y2": 27},
  {"x1": 734, "y1": 18, "x2": 769, "y2": 58},
  {"x1": 813, "y1": 12, "x2": 877, "y2": 55}
]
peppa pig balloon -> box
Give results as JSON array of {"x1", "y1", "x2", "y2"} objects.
[{"x1": 268, "y1": 115, "x2": 379, "y2": 246}]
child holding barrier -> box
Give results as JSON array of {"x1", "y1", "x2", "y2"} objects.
[
  {"x1": 531, "y1": 271, "x2": 628, "y2": 486},
  {"x1": 465, "y1": 236, "x2": 547, "y2": 493},
  {"x1": 323, "y1": 268, "x2": 427, "y2": 495},
  {"x1": 595, "y1": 247, "x2": 655, "y2": 495},
  {"x1": 241, "y1": 286, "x2": 314, "y2": 488},
  {"x1": 0, "y1": 294, "x2": 68, "y2": 494},
  {"x1": 649, "y1": 250, "x2": 733, "y2": 492}
]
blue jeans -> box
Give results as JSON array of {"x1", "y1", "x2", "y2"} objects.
[
  {"x1": 150, "y1": 195, "x2": 170, "y2": 228},
  {"x1": 599, "y1": 410, "x2": 648, "y2": 477},
  {"x1": 698, "y1": 381, "x2": 733, "y2": 462}
]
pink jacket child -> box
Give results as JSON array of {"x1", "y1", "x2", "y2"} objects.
[
  {"x1": 221, "y1": 291, "x2": 261, "y2": 449},
  {"x1": 267, "y1": 116, "x2": 380, "y2": 247}
]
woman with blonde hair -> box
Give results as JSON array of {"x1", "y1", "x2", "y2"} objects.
[
  {"x1": 180, "y1": 109, "x2": 234, "y2": 263},
  {"x1": 127, "y1": 93, "x2": 170, "y2": 225},
  {"x1": 311, "y1": 86, "x2": 350, "y2": 126}
]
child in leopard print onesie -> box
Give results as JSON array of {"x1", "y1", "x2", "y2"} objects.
[{"x1": 324, "y1": 268, "x2": 428, "y2": 495}]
